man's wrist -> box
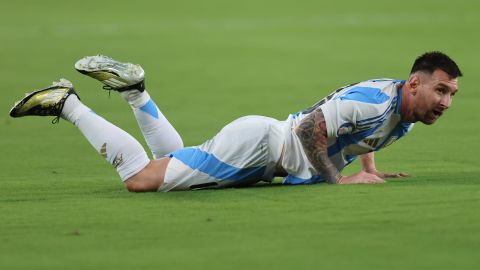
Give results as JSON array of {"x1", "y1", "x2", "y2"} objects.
[{"x1": 362, "y1": 167, "x2": 377, "y2": 173}]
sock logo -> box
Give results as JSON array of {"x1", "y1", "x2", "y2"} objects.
[
  {"x1": 112, "y1": 154, "x2": 124, "y2": 168},
  {"x1": 100, "y1": 142, "x2": 123, "y2": 168},
  {"x1": 100, "y1": 143, "x2": 108, "y2": 158}
]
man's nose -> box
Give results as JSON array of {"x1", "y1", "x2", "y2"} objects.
[{"x1": 440, "y1": 95, "x2": 452, "y2": 109}]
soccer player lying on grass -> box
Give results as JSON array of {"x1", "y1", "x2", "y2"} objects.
[{"x1": 9, "y1": 51, "x2": 462, "y2": 192}]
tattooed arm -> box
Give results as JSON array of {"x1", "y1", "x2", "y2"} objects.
[
  {"x1": 294, "y1": 107, "x2": 341, "y2": 184},
  {"x1": 295, "y1": 107, "x2": 385, "y2": 184}
]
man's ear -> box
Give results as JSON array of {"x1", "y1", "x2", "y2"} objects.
[{"x1": 408, "y1": 73, "x2": 421, "y2": 95}]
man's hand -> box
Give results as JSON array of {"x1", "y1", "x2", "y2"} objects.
[
  {"x1": 363, "y1": 168, "x2": 409, "y2": 179},
  {"x1": 338, "y1": 171, "x2": 385, "y2": 184},
  {"x1": 359, "y1": 152, "x2": 409, "y2": 180}
]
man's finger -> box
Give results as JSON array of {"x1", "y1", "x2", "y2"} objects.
[
  {"x1": 382, "y1": 172, "x2": 409, "y2": 178},
  {"x1": 384, "y1": 173, "x2": 410, "y2": 182},
  {"x1": 384, "y1": 173, "x2": 401, "y2": 178}
]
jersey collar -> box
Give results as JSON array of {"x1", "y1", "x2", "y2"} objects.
[{"x1": 394, "y1": 80, "x2": 406, "y2": 114}]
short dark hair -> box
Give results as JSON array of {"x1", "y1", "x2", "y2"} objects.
[{"x1": 410, "y1": 51, "x2": 463, "y2": 78}]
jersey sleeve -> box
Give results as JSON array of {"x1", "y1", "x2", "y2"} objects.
[
  {"x1": 320, "y1": 99, "x2": 359, "y2": 138},
  {"x1": 319, "y1": 86, "x2": 392, "y2": 138}
]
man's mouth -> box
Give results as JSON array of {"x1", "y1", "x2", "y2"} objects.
[{"x1": 432, "y1": 109, "x2": 443, "y2": 118}]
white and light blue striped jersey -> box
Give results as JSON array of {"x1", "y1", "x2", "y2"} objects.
[{"x1": 282, "y1": 79, "x2": 414, "y2": 185}]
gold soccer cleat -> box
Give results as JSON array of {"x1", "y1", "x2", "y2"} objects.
[
  {"x1": 9, "y1": 79, "x2": 79, "y2": 123},
  {"x1": 74, "y1": 55, "x2": 145, "y2": 92}
]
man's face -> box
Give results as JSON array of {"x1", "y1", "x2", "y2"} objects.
[{"x1": 410, "y1": 69, "x2": 459, "y2": 125}]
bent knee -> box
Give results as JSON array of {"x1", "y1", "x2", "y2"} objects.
[
  {"x1": 125, "y1": 180, "x2": 155, "y2": 192},
  {"x1": 123, "y1": 158, "x2": 170, "y2": 192}
]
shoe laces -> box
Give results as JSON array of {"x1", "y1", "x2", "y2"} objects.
[
  {"x1": 52, "y1": 116, "x2": 61, "y2": 124},
  {"x1": 51, "y1": 101, "x2": 64, "y2": 124},
  {"x1": 51, "y1": 91, "x2": 72, "y2": 124},
  {"x1": 102, "y1": 85, "x2": 114, "y2": 98},
  {"x1": 101, "y1": 81, "x2": 145, "y2": 94}
]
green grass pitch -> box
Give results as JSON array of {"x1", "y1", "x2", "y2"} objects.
[{"x1": 1, "y1": 0, "x2": 479, "y2": 269}]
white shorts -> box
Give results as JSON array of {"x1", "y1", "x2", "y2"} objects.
[{"x1": 158, "y1": 116, "x2": 286, "y2": 192}]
